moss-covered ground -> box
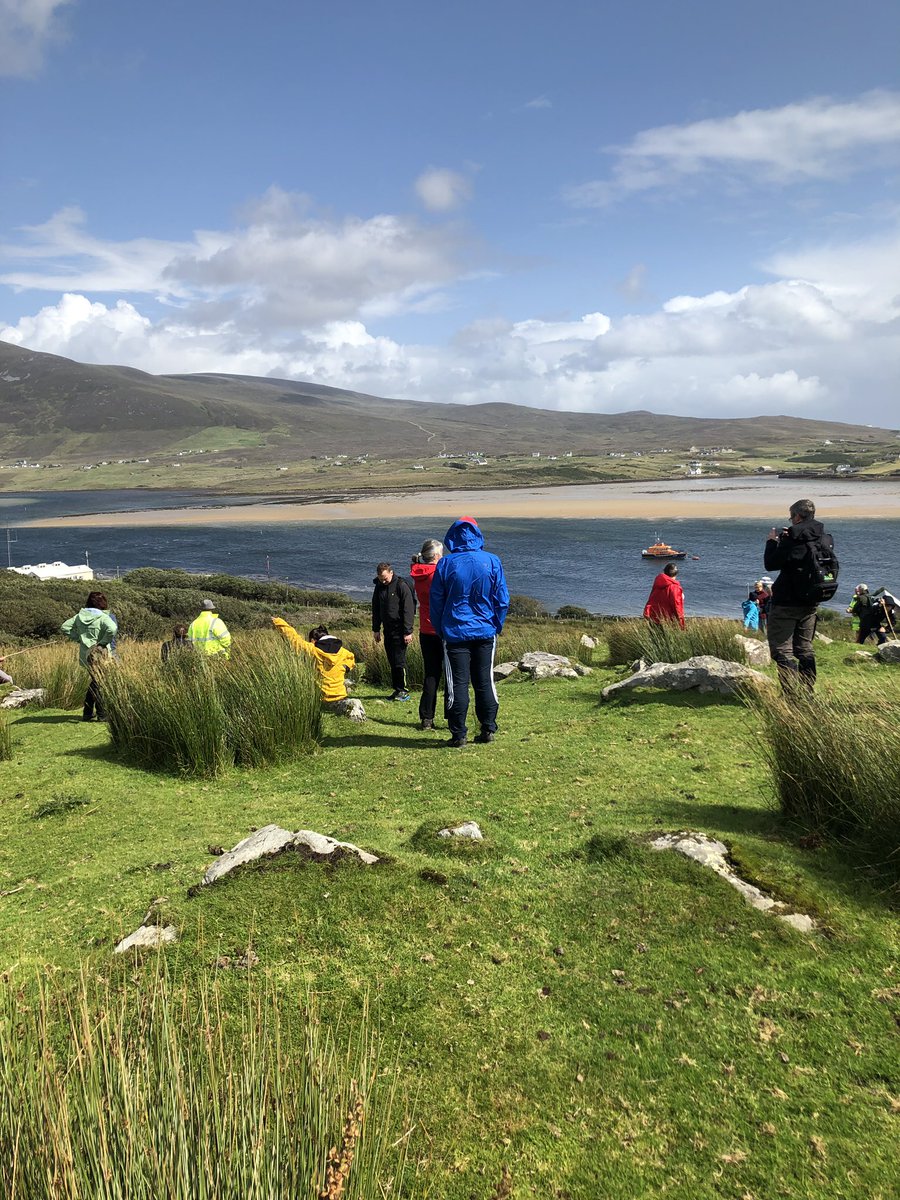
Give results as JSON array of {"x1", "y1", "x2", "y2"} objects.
[{"x1": 1, "y1": 641, "x2": 897, "y2": 1199}]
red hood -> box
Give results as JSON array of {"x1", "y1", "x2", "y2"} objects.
[{"x1": 410, "y1": 561, "x2": 438, "y2": 634}]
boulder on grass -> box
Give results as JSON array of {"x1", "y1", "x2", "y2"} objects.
[
  {"x1": 0, "y1": 688, "x2": 45, "y2": 709},
  {"x1": 875, "y1": 640, "x2": 900, "y2": 664},
  {"x1": 203, "y1": 823, "x2": 378, "y2": 885},
  {"x1": 602, "y1": 655, "x2": 770, "y2": 700},
  {"x1": 580, "y1": 635, "x2": 597, "y2": 650},
  {"x1": 114, "y1": 924, "x2": 178, "y2": 953},
  {"x1": 493, "y1": 661, "x2": 519, "y2": 681},
  {"x1": 814, "y1": 631, "x2": 834, "y2": 644},
  {"x1": 437, "y1": 821, "x2": 483, "y2": 841},
  {"x1": 734, "y1": 635, "x2": 771, "y2": 668}
]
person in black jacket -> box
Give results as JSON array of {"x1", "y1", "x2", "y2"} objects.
[
  {"x1": 371, "y1": 561, "x2": 416, "y2": 700},
  {"x1": 763, "y1": 498, "x2": 833, "y2": 692}
]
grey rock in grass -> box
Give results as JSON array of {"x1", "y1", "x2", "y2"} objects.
[
  {"x1": 519, "y1": 651, "x2": 572, "y2": 674},
  {"x1": 0, "y1": 688, "x2": 45, "y2": 709},
  {"x1": 292, "y1": 829, "x2": 379, "y2": 865},
  {"x1": 875, "y1": 640, "x2": 900, "y2": 664},
  {"x1": 651, "y1": 832, "x2": 815, "y2": 932},
  {"x1": 813, "y1": 631, "x2": 834, "y2": 644},
  {"x1": 518, "y1": 651, "x2": 589, "y2": 680},
  {"x1": 631, "y1": 659, "x2": 650, "y2": 673},
  {"x1": 778, "y1": 913, "x2": 815, "y2": 933},
  {"x1": 602, "y1": 655, "x2": 770, "y2": 700},
  {"x1": 579, "y1": 635, "x2": 597, "y2": 650},
  {"x1": 202, "y1": 824, "x2": 378, "y2": 885},
  {"x1": 114, "y1": 924, "x2": 178, "y2": 953},
  {"x1": 493, "y1": 661, "x2": 519, "y2": 681},
  {"x1": 845, "y1": 651, "x2": 874, "y2": 663},
  {"x1": 734, "y1": 635, "x2": 771, "y2": 668},
  {"x1": 437, "y1": 821, "x2": 483, "y2": 841}
]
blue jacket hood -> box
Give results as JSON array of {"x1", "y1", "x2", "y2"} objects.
[{"x1": 444, "y1": 519, "x2": 484, "y2": 553}]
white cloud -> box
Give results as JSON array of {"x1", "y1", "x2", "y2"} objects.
[
  {"x1": 524, "y1": 95, "x2": 552, "y2": 110},
  {"x1": 0, "y1": 0, "x2": 72, "y2": 77},
  {"x1": 2, "y1": 214, "x2": 898, "y2": 427},
  {"x1": 567, "y1": 91, "x2": 900, "y2": 206},
  {"x1": 414, "y1": 167, "x2": 473, "y2": 213},
  {"x1": 0, "y1": 189, "x2": 476, "y2": 328}
]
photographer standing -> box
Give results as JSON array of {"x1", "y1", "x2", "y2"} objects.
[
  {"x1": 764, "y1": 498, "x2": 837, "y2": 693},
  {"x1": 371, "y1": 562, "x2": 416, "y2": 701}
]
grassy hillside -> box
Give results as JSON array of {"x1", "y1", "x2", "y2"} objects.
[
  {"x1": 1, "y1": 342, "x2": 897, "y2": 494},
  {"x1": 0, "y1": 623, "x2": 897, "y2": 1199}
]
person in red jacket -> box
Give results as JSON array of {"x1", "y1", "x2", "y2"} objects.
[
  {"x1": 643, "y1": 563, "x2": 685, "y2": 629},
  {"x1": 409, "y1": 538, "x2": 444, "y2": 730}
]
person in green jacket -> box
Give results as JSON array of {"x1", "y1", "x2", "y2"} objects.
[
  {"x1": 61, "y1": 591, "x2": 118, "y2": 721},
  {"x1": 187, "y1": 600, "x2": 232, "y2": 659}
]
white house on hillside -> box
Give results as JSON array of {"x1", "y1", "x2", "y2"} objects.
[{"x1": 9, "y1": 561, "x2": 94, "y2": 581}]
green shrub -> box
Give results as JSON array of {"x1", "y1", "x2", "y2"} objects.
[
  {"x1": 507, "y1": 594, "x2": 548, "y2": 618},
  {"x1": 102, "y1": 639, "x2": 321, "y2": 777},
  {"x1": 556, "y1": 605, "x2": 593, "y2": 620},
  {"x1": 755, "y1": 680, "x2": 900, "y2": 885},
  {"x1": 0, "y1": 967, "x2": 412, "y2": 1200},
  {"x1": 122, "y1": 567, "x2": 354, "y2": 608},
  {"x1": 605, "y1": 618, "x2": 745, "y2": 666}
]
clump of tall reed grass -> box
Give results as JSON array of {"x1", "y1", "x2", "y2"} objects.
[
  {"x1": 0, "y1": 966, "x2": 413, "y2": 1200},
  {"x1": 6, "y1": 641, "x2": 86, "y2": 708},
  {"x1": 102, "y1": 638, "x2": 322, "y2": 777},
  {"x1": 605, "y1": 618, "x2": 745, "y2": 666},
  {"x1": 755, "y1": 678, "x2": 900, "y2": 884}
]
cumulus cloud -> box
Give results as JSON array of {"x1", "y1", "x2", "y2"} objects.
[
  {"x1": 2, "y1": 207, "x2": 898, "y2": 426},
  {"x1": 0, "y1": 0, "x2": 72, "y2": 77},
  {"x1": 567, "y1": 91, "x2": 900, "y2": 206},
  {"x1": 0, "y1": 189, "x2": 476, "y2": 328},
  {"x1": 414, "y1": 167, "x2": 473, "y2": 212}
]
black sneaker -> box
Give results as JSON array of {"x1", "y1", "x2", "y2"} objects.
[
  {"x1": 474, "y1": 730, "x2": 495, "y2": 744},
  {"x1": 445, "y1": 736, "x2": 467, "y2": 748},
  {"x1": 419, "y1": 719, "x2": 435, "y2": 730}
]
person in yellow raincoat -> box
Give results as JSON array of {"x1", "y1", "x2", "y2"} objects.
[
  {"x1": 271, "y1": 617, "x2": 365, "y2": 721},
  {"x1": 187, "y1": 600, "x2": 232, "y2": 658}
]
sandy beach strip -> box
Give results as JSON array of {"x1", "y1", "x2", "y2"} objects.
[{"x1": 21, "y1": 478, "x2": 900, "y2": 527}]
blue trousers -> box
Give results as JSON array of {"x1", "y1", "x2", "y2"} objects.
[{"x1": 443, "y1": 637, "x2": 498, "y2": 739}]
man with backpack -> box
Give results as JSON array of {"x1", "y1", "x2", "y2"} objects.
[{"x1": 764, "y1": 498, "x2": 838, "y2": 693}]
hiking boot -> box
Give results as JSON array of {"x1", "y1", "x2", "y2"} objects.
[
  {"x1": 473, "y1": 730, "x2": 495, "y2": 744},
  {"x1": 445, "y1": 735, "x2": 467, "y2": 748},
  {"x1": 419, "y1": 718, "x2": 435, "y2": 730},
  {"x1": 389, "y1": 690, "x2": 411, "y2": 702}
]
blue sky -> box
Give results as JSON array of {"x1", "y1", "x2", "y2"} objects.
[{"x1": 1, "y1": 0, "x2": 898, "y2": 424}]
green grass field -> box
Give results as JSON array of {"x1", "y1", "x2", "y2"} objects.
[{"x1": 1, "y1": 634, "x2": 898, "y2": 1199}]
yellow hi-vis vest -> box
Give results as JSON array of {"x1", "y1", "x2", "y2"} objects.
[{"x1": 187, "y1": 611, "x2": 232, "y2": 658}]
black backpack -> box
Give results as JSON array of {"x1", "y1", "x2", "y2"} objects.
[{"x1": 800, "y1": 533, "x2": 840, "y2": 603}]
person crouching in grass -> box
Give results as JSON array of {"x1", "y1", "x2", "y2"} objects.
[{"x1": 271, "y1": 618, "x2": 365, "y2": 721}]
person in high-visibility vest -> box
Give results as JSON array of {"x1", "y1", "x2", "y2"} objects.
[{"x1": 187, "y1": 600, "x2": 232, "y2": 658}]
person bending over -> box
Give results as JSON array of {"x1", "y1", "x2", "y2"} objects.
[{"x1": 272, "y1": 618, "x2": 365, "y2": 721}]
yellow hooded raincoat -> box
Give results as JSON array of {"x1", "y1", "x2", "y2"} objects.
[{"x1": 271, "y1": 618, "x2": 355, "y2": 701}]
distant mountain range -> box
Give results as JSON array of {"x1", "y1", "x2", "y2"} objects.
[{"x1": 0, "y1": 340, "x2": 896, "y2": 463}]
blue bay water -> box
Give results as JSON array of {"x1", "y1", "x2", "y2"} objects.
[{"x1": 4, "y1": 490, "x2": 898, "y2": 618}]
